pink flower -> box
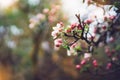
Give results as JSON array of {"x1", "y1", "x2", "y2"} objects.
[
  {"x1": 84, "y1": 53, "x2": 92, "y2": 59},
  {"x1": 81, "y1": 59, "x2": 86, "y2": 65},
  {"x1": 54, "y1": 38, "x2": 63, "y2": 50},
  {"x1": 51, "y1": 23, "x2": 64, "y2": 39},
  {"x1": 106, "y1": 63, "x2": 112, "y2": 70},
  {"x1": 51, "y1": 31, "x2": 58, "y2": 39},
  {"x1": 43, "y1": 8, "x2": 49, "y2": 14},
  {"x1": 77, "y1": 24, "x2": 82, "y2": 30},
  {"x1": 93, "y1": 60, "x2": 98, "y2": 67},
  {"x1": 65, "y1": 28, "x2": 71, "y2": 33},
  {"x1": 76, "y1": 64, "x2": 81, "y2": 70},
  {"x1": 84, "y1": 19, "x2": 93, "y2": 24},
  {"x1": 70, "y1": 23, "x2": 78, "y2": 29},
  {"x1": 109, "y1": 15, "x2": 116, "y2": 20},
  {"x1": 105, "y1": 46, "x2": 110, "y2": 54},
  {"x1": 109, "y1": 37, "x2": 115, "y2": 42},
  {"x1": 53, "y1": 23, "x2": 64, "y2": 32},
  {"x1": 102, "y1": 25, "x2": 107, "y2": 30},
  {"x1": 93, "y1": 27, "x2": 97, "y2": 33},
  {"x1": 89, "y1": 36, "x2": 95, "y2": 41},
  {"x1": 29, "y1": 23, "x2": 35, "y2": 29},
  {"x1": 36, "y1": 13, "x2": 45, "y2": 20},
  {"x1": 65, "y1": 25, "x2": 72, "y2": 33},
  {"x1": 54, "y1": 38, "x2": 62, "y2": 46}
]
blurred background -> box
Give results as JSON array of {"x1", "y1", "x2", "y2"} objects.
[{"x1": 0, "y1": 0, "x2": 120, "y2": 80}]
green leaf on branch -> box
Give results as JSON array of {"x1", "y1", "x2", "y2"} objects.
[
  {"x1": 62, "y1": 45, "x2": 70, "y2": 50},
  {"x1": 77, "y1": 30, "x2": 82, "y2": 33},
  {"x1": 75, "y1": 46, "x2": 82, "y2": 52},
  {"x1": 85, "y1": 24, "x2": 89, "y2": 32},
  {"x1": 62, "y1": 40, "x2": 70, "y2": 50},
  {"x1": 115, "y1": 45, "x2": 120, "y2": 51}
]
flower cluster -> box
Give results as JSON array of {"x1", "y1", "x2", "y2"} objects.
[
  {"x1": 51, "y1": 1, "x2": 120, "y2": 74},
  {"x1": 29, "y1": 4, "x2": 67, "y2": 29}
]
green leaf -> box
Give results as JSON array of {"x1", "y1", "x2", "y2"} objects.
[
  {"x1": 62, "y1": 44, "x2": 70, "y2": 50},
  {"x1": 85, "y1": 24, "x2": 89, "y2": 32},
  {"x1": 75, "y1": 46, "x2": 82, "y2": 51},
  {"x1": 77, "y1": 30, "x2": 82, "y2": 33},
  {"x1": 115, "y1": 45, "x2": 120, "y2": 51}
]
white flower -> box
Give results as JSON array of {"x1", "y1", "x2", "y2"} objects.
[
  {"x1": 84, "y1": 53, "x2": 92, "y2": 59},
  {"x1": 67, "y1": 47, "x2": 77, "y2": 56},
  {"x1": 54, "y1": 38, "x2": 63, "y2": 51}
]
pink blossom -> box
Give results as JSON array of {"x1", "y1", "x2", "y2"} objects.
[
  {"x1": 29, "y1": 23, "x2": 35, "y2": 29},
  {"x1": 54, "y1": 38, "x2": 62, "y2": 46},
  {"x1": 76, "y1": 64, "x2": 81, "y2": 70},
  {"x1": 81, "y1": 59, "x2": 86, "y2": 65},
  {"x1": 43, "y1": 8, "x2": 49, "y2": 14},
  {"x1": 65, "y1": 28, "x2": 71, "y2": 33},
  {"x1": 106, "y1": 63, "x2": 112, "y2": 70},
  {"x1": 84, "y1": 53, "x2": 92, "y2": 59},
  {"x1": 109, "y1": 15, "x2": 116, "y2": 20},
  {"x1": 109, "y1": 37, "x2": 115, "y2": 42},
  {"x1": 51, "y1": 23, "x2": 64, "y2": 39},
  {"x1": 93, "y1": 59, "x2": 98, "y2": 67},
  {"x1": 84, "y1": 19, "x2": 93, "y2": 24},
  {"x1": 51, "y1": 31, "x2": 58, "y2": 39},
  {"x1": 54, "y1": 38, "x2": 63, "y2": 50},
  {"x1": 70, "y1": 23, "x2": 78, "y2": 29},
  {"x1": 105, "y1": 46, "x2": 110, "y2": 54},
  {"x1": 102, "y1": 25, "x2": 107, "y2": 30},
  {"x1": 36, "y1": 13, "x2": 45, "y2": 20}
]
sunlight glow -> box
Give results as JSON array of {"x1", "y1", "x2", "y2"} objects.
[{"x1": 0, "y1": 0, "x2": 17, "y2": 10}]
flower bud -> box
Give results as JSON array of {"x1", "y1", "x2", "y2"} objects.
[
  {"x1": 106, "y1": 63, "x2": 112, "y2": 70},
  {"x1": 109, "y1": 15, "x2": 116, "y2": 20},
  {"x1": 102, "y1": 25, "x2": 107, "y2": 30},
  {"x1": 109, "y1": 37, "x2": 115, "y2": 42},
  {"x1": 84, "y1": 19, "x2": 93, "y2": 24},
  {"x1": 51, "y1": 31, "x2": 58, "y2": 39},
  {"x1": 93, "y1": 60, "x2": 98, "y2": 67},
  {"x1": 76, "y1": 64, "x2": 81, "y2": 70},
  {"x1": 70, "y1": 23, "x2": 78, "y2": 29},
  {"x1": 84, "y1": 53, "x2": 92, "y2": 59},
  {"x1": 81, "y1": 59, "x2": 86, "y2": 65},
  {"x1": 65, "y1": 28, "x2": 71, "y2": 33}
]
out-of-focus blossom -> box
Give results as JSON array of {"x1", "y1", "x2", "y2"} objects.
[
  {"x1": 80, "y1": 59, "x2": 86, "y2": 65},
  {"x1": 92, "y1": 59, "x2": 98, "y2": 67},
  {"x1": 43, "y1": 8, "x2": 49, "y2": 14},
  {"x1": 84, "y1": 53, "x2": 92, "y2": 59},
  {"x1": 106, "y1": 62, "x2": 112, "y2": 70},
  {"x1": 41, "y1": 41, "x2": 50, "y2": 52},
  {"x1": 54, "y1": 38, "x2": 63, "y2": 50},
  {"x1": 76, "y1": 64, "x2": 81, "y2": 70},
  {"x1": 67, "y1": 48, "x2": 77, "y2": 56},
  {"x1": 36, "y1": 13, "x2": 45, "y2": 20},
  {"x1": 29, "y1": 13, "x2": 45, "y2": 29},
  {"x1": 51, "y1": 23, "x2": 64, "y2": 39}
]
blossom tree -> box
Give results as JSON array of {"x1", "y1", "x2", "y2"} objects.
[{"x1": 51, "y1": 0, "x2": 120, "y2": 75}]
